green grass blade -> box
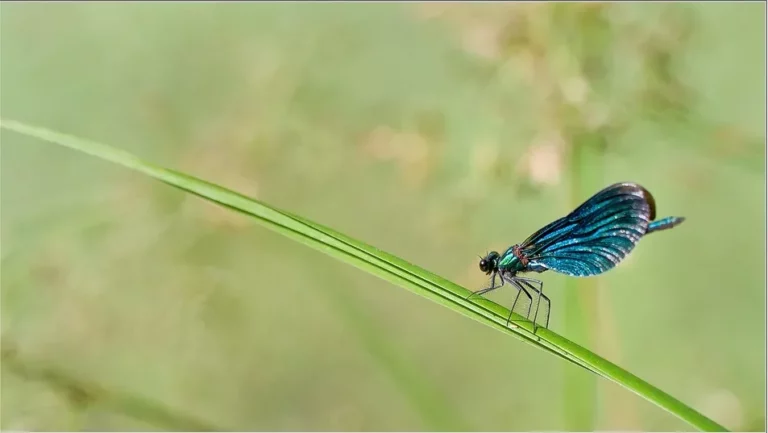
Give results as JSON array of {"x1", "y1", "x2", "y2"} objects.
[
  {"x1": 0, "y1": 119, "x2": 728, "y2": 432},
  {"x1": 563, "y1": 135, "x2": 604, "y2": 430}
]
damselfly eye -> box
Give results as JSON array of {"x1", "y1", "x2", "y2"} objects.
[{"x1": 479, "y1": 259, "x2": 489, "y2": 272}]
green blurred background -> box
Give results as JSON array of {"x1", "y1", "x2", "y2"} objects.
[{"x1": 1, "y1": 3, "x2": 765, "y2": 431}]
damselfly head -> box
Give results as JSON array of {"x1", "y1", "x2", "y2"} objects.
[{"x1": 478, "y1": 251, "x2": 500, "y2": 275}]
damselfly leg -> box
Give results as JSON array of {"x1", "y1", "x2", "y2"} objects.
[
  {"x1": 468, "y1": 273, "x2": 542, "y2": 330},
  {"x1": 505, "y1": 277, "x2": 532, "y2": 328},
  {"x1": 466, "y1": 272, "x2": 502, "y2": 300},
  {"x1": 514, "y1": 277, "x2": 550, "y2": 330}
]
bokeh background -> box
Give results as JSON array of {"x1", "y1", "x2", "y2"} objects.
[{"x1": 1, "y1": 3, "x2": 765, "y2": 431}]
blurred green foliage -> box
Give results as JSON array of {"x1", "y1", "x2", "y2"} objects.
[{"x1": 1, "y1": 3, "x2": 764, "y2": 431}]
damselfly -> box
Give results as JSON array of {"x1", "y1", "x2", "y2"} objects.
[{"x1": 469, "y1": 182, "x2": 685, "y2": 330}]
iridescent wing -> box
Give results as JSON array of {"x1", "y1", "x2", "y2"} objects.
[{"x1": 519, "y1": 182, "x2": 656, "y2": 277}]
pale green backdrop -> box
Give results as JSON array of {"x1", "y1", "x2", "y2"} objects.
[{"x1": 1, "y1": 3, "x2": 765, "y2": 431}]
